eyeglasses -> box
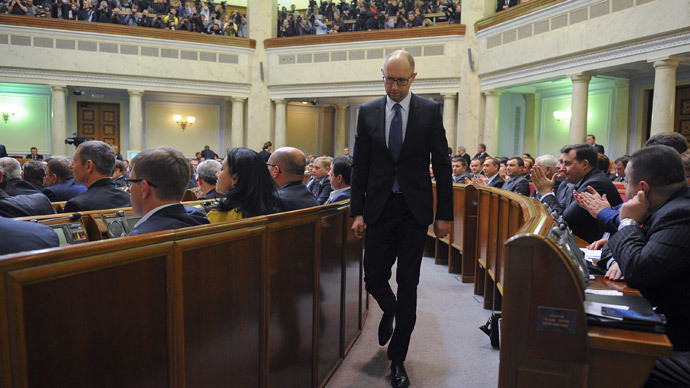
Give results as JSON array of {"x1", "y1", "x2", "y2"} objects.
[
  {"x1": 382, "y1": 73, "x2": 414, "y2": 86},
  {"x1": 266, "y1": 162, "x2": 277, "y2": 168},
  {"x1": 125, "y1": 178, "x2": 158, "y2": 187}
]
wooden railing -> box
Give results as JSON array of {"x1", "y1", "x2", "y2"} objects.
[
  {"x1": 475, "y1": 0, "x2": 567, "y2": 32},
  {"x1": 0, "y1": 14, "x2": 255, "y2": 48},
  {"x1": 0, "y1": 202, "x2": 365, "y2": 388}
]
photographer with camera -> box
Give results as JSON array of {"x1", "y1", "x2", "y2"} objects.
[
  {"x1": 164, "y1": 7, "x2": 178, "y2": 29},
  {"x1": 278, "y1": 17, "x2": 295, "y2": 37},
  {"x1": 137, "y1": 8, "x2": 153, "y2": 27},
  {"x1": 236, "y1": 14, "x2": 248, "y2": 37},
  {"x1": 8, "y1": 0, "x2": 28, "y2": 15},
  {"x1": 151, "y1": 13, "x2": 165, "y2": 28},
  {"x1": 110, "y1": 7, "x2": 123, "y2": 24}
]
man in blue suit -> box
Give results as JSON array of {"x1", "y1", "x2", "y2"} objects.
[
  {"x1": 0, "y1": 216, "x2": 59, "y2": 255},
  {"x1": 350, "y1": 50, "x2": 452, "y2": 388},
  {"x1": 42, "y1": 158, "x2": 87, "y2": 202},
  {"x1": 128, "y1": 146, "x2": 209, "y2": 236}
]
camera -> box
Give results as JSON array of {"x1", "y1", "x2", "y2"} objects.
[
  {"x1": 65, "y1": 136, "x2": 88, "y2": 147},
  {"x1": 309, "y1": 99, "x2": 318, "y2": 105}
]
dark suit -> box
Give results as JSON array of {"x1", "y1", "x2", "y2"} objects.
[
  {"x1": 201, "y1": 149, "x2": 216, "y2": 160},
  {"x1": 325, "y1": 187, "x2": 351, "y2": 204},
  {"x1": 275, "y1": 181, "x2": 319, "y2": 212},
  {"x1": 42, "y1": 178, "x2": 87, "y2": 202},
  {"x1": 0, "y1": 145, "x2": 7, "y2": 158},
  {"x1": 453, "y1": 171, "x2": 472, "y2": 183},
  {"x1": 311, "y1": 176, "x2": 332, "y2": 205},
  {"x1": 609, "y1": 186, "x2": 690, "y2": 351},
  {"x1": 0, "y1": 190, "x2": 56, "y2": 218},
  {"x1": 592, "y1": 143, "x2": 605, "y2": 154},
  {"x1": 128, "y1": 204, "x2": 209, "y2": 236},
  {"x1": 473, "y1": 151, "x2": 488, "y2": 160},
  {"x1": 198, "y1": 188, "x2": 225, "y2": 200},
  {"x1": 258, "y1": 149, "x2": 271, "y2": 162},
  {"x1": 25, "y1": 153, "x2": 43, "y2": 160},
  {"x1": 487, "y1": 174, "x2": 504, "y2": 188},
  {"x1": 496, "y1": 0, "x2": 518, "y2": 11},
  {"x1": 0, "y1": 217, "x2": 59, "y2": 255},
  {"x1": 4, "y1": 179, "x2": 42, "y2": 196},
  {"x1": 540, "y1": 168, "x2": 622, "y2": 242},
  {"x1": 501, "y1": 174, "x2": 530, "y2": 196},
  {"x1": 458, "y1": 153, "x2": 471, "y2": 166},
  {"x1": 351, "y1": 93, "x2": 452, "y2": 362},
  {"x1": 64, "y1": 178, "x2": 131, "y2": 212},
  {"x1": 113, "y1": 176, "x2": 128, "y2": 188}
]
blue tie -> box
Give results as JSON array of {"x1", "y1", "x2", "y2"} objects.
[{"x1": 390, "y1": 103, "x2": 403, "y2": 192}]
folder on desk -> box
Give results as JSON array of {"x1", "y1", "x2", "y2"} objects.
[{"x1": 584, "y1": 293, "x2": 666, "y2": 333}]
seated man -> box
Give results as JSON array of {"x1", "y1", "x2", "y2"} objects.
[
  {"x1": 532, "y1": 144, "x2": 622, "y2": 243},
  {"x1": 326, "y1": 156, "x2": 351, "y2": 204},
  {"x1": 64, "y1": 140, "x2": 131, "y2": 212},
  {"x1": 0, "y1": 217, "x2": 59, "y2": 255},
  {"x1": 112, "y1": 160, "x2": 128, "y2": 188},
  {"x1": 268, "y1": 147, "x2": 319, "y2": 212},
  {"x1": 22, "y1": 161, "x2": 46, "y2": 192},
  {"x1": 310, "y1": 156, "x2": 332, "y2": 205},
  {"x1": 25, "y1": 146, "x2": 43, "y2": 160},
  {"x1": 128, "y1": 146, "x2": 210, "y2": 236},
  {"x1": 532, "y1": 154, "x2": 565, "y2": 203},
  {"x1": 196, "y1": 159, "x2": 224, "y2": 200},
  {"x1": 468, "y1": 157, "x2": 483, "y2": 179},
  {"x1": 42, "y1": 158, "x2": 87, "y2": 202},
  {"x1": 451, "y1": 156, "x2": 471, "y2": 183},
  {"x1": 0, "y1": 164, "x2": 55, "y2": 217},
  {"x1": 501, "y1": 157, "x2": 530, "y2": 195},
  {"x1": 0, "y1": 157, "x2": 42, "y2": 196},
  {"x1": 601, "y1": 146, "x2": 690, "y2": 388},
  {"x1": 483, "y1": 157, "x2": 504, "y2": 188}
]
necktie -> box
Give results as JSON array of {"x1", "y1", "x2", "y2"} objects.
[
  {"x1": 390, "y1": 104, "x2": 403, "y2": 193},
  {"x1": 312, "y1": 180, "x2": 321, "y2": 197}
]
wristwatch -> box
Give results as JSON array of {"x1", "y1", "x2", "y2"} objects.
[{"x1": 618, "y1": 218, "x2": 640, "y2": 230}]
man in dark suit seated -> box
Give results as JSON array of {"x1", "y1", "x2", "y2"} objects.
[
  {"x1": 483, "y1": 157, "x2": 504, "y2": 188},
  {"x1": 325, "y1": 156, "x2": 351, "y2": 204},
  {"x1": 532, "y1": 144, "x2": 622, "y2": 243},
  {"x1": 0, "y1": 164, "x2": 55, "y2": 217},
  {"x1": 22, "y1": 161, "x2": 46, "y2": 192},
  {"x1": 196, "y1": 159, "x2": 225, "y2": 200},
  {"x1": 0, "y1": 157, "x2": 42, "y2": 196},
  {"x1": 127, "y1": 146, "x2": 209, "y2": 236},
  {"x1": 112, "y1": 160, "x2": 128, "y2": 188},
  {"x1": 42, "y1": 158, "x2": 87, "y2": 202},
  {"x1": 25, "y1": 146, "x2": 43, "y2": 160},
  {"x1": 310, "y1": 156, "x2": 333, "y2": 205},
  {"x1": 64, "y1": 140, "x2": 131, "y2": 212},
  {"x1": 451, "y1": 156, "x2": 471, "y2": 183},
  {"x1": 0, "y1": 217, "x2": 59, "y2": 255},
  {"x1": 473, "y1": 143, "x2": 489, "y2": 160},
  {"x1": 269, "y1": 147, "x2": 319, "y2": 212},
  {"x1": 532, "y1": 154, "x2": 564, "y2": 202},
  {"x1": 501, "y1": 157, "x2": 530, "y2": 195},
  {"x1": 596, "y1": 146, "x2": 690, "y2": 388}
]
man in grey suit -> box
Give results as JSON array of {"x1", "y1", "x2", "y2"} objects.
[{"x1": 350, "y1": 50, "x2": 452, "y2": 388}]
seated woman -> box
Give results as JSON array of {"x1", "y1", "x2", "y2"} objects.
[{"x1": 206, "y1": 147, "x2": 278, "y2": 223}]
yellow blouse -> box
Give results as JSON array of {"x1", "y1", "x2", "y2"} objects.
[{"x1": 206, "y1": 208, "x2": 243, "y2": 223}]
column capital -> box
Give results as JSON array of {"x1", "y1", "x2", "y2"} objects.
[
  {"x1": 484, "y1": 90, "x2": 502, "y2": 98},
  {"x1": 50, "y1": 85, "x2": 67, "y2": 92},
  {"x1": 649, "y1": 57, "x2": 682, "y2": 69},
  {"x1": 231, "y1": 97, "x2": 247, "y2": 103},
  {"x1": 442, "y1": 93, "x2": 458, "y2": 100},
  {"x1": 272, "y1": 98, "x2": 286, "y2": 104},
  {"x1": 128, "y1": 89, "x2": 144, "y2": 97},
  {"x1": 336, "y1": 103, "x2": 349, "y2": 110},
  {"x1": 570, "y1": 73, "x2": 593, "y2": 83}
]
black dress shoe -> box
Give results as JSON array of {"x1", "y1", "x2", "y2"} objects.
[
  {"x1": 378, "y1": 313, "x2": 394, "y2": 346},
  {"x1": 390, "y1": 361, "x2": 410, "y2": 388}
]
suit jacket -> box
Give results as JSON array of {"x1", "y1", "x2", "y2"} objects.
[
  {"x1": 198, "y1": 188, "x2": 225, "y2": 200},
  {"x1": 0, "y1": 145, "x2": 7, "y2": 158},
  {"x1": 608, "y1": 186, "x2": 690, "y2": 351},
  {"x1": 128, "y1": 204, "x2": 209, "y2": 236},
  {"x1": 592, "y1": 144, "x2": 605, "y2": 154},
  {"x1": 326, "y1": 187, "x2": 351, "y2": 204},
  {"x1": 540, "y1": 168, "x2": 622, "y2": 242},
  {"x1": 4, "y1": 179, "x2": 42, "y2": 196},
  {"x1": 311, "y1": 176, "x2": 332, "y2": 205},
  {"x1": 64, "y1": 178, "x2": 131, "y2": 212},
  {"x1": 496, "y1": 0, "x2": 518, "y2": 12},
  {"x1": 459, "y1": 153, "x2": 471, "y2": 166},
  {"x1": 113, "y1": 176, "x2": 128, "y2": 188},
  {"x1": 25, "y1": 154, "x2": 43, "y2": 160},
  {"x1": 276, "y1": 181, "x2": 319, "y2": 212},
  {"x1": 201, "y1": 149, "x2": 216, "y2": 160},
  {"x1": 453, "y1": 171, "x2": 472, "y2": 183},
  {"x1": 42, "y1": 178, "x2": 87, "y2": 202},
  {"x1": 501, "y1": 174, "x2": 530, "y2": 196},
  {"x1": 0, "y1": 217, "x2": 59, "y2": 255},
  {"x1": 258, "y1": 149, "x2": 271, "y2": 162},
  {"x1": 351, "y1": 94, "x2": 453, "y2": 225},
  {"x1": 473, "y1": 151, "x2": 489, "y2": 160},
  {"x1": 487, "y1": 174, "x2": 504, "y2": 188},
  {"x1": 0, "y1": 190, "x2": 56, "y2": 218}
]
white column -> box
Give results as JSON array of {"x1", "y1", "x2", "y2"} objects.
[
  {"x1": 569, "y1": 73, "x2": 592, "y2": 144},
  {"x1": 334, "y1": 104, "x2": 348, "y2": 155},
  {"x1": 442, "y1": 93, "x2": 457, "y2": 151},
  {"x1": 483, "y1": 90, "x2": 501, "y2": 156},
  {"x1": 231, "y1": 97, "x2": 246, "y2": 148},
  {"x1": 274, "y1": 99, "x2": 287, "y2": 149},
  {"x1": 50, "y1": 85, "x2": 68, "y2": 157},
  {"x1": 128, "y1": 90, "x2": 144, "y2": 154},
  {"x1": 649, "y1": 58, "x2": 681, "y2": 136}
]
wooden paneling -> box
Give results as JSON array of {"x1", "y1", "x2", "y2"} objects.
[
  {"x1": 0, "y1": 14, "x2": 255, "y2": 48},
  {"x1": 264, "y1": 24, "x2": 465, "y2": 48},
  {"x1": 343, "y1": 211, "x2": 364, "y2": 354}
]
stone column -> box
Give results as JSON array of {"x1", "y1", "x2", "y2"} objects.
[
  {"x1": 442, "y1": 93, "x2": 457, "y2": 151},
  {"x1": 483, "y1": 90, "x2": 501, "y2": 156},
  {"x1": 334, "y1": 104, "x2": 348, "y2": 155},
  {"x1": 649, "y1": 58, "x2": 681, "y2": 136},
  {"x1": 523, "y1": 93, "x2": 539, "y2": 156},
  {"x1": 128, "y1": 90, "x2": 144, "y2": 154},
  {"x1": 50, "y1": 85, "x2": 68, "y2": 157},
  {"x1": 231, "y1": 97, "x2": 246, "y2": 148},
  {"x1": 569, "y1": 73, "x2": 592, "y2": 144},
  {"x1": 274, "y1": 99, "x2": 287, "y2": 149}
]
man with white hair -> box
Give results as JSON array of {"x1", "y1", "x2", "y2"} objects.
[
  {"x1": 196, "y1": 159, "x2": 224, "y2": 199},
  {"x1": 532, "y1": 154, "x2": 563, "y2": 201},
  {"x1": 0, "y1": 157, "x2": 42, "y2": 196}
]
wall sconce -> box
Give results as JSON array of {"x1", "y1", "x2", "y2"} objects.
[
  {"x1": 173, "y1": 115, "x2": 195, "y2": 130},
  {"x1": 1, "y1": 111, "x2": 14, "y2": 123},
  {"x1": 553, "y1": 109, "x2": 572, "y2": 122}
]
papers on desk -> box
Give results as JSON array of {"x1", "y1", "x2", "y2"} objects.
[
  {"x1": 585, "y1": 293, "x2": 666, "y2": 333},
  {"x1": 580, "y1": 248, "x2": 602, "y2": 263},
  {"x1": 585, "y1": 289, "x2": 623, "y2": 296},
  {"x1": 584, "y1": 301, "x2": 628, "y2": 320}
]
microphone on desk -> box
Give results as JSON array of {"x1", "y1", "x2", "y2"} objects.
[{"x1": 31, "y1": 212, "x2": 82, "y2": 223}]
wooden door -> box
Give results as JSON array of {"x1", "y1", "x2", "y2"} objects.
[
  {"x1": 675, "y1": 85, "x2": 690, "y2": 145},
  {"x1": 77, "y1": 102, "x2": 120, "y2": 149}
]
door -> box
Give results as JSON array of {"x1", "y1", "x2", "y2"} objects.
[{"x1": 77, "y1": 102, "x2": 120, "y2": 150}]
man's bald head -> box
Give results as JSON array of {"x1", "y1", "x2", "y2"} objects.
[
  {"x1": 383, "y1": 50, "x2": 415, "y2": 73},
  {"x1": 269, "y1": 147, "x2": 307, "y2": 186}
]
